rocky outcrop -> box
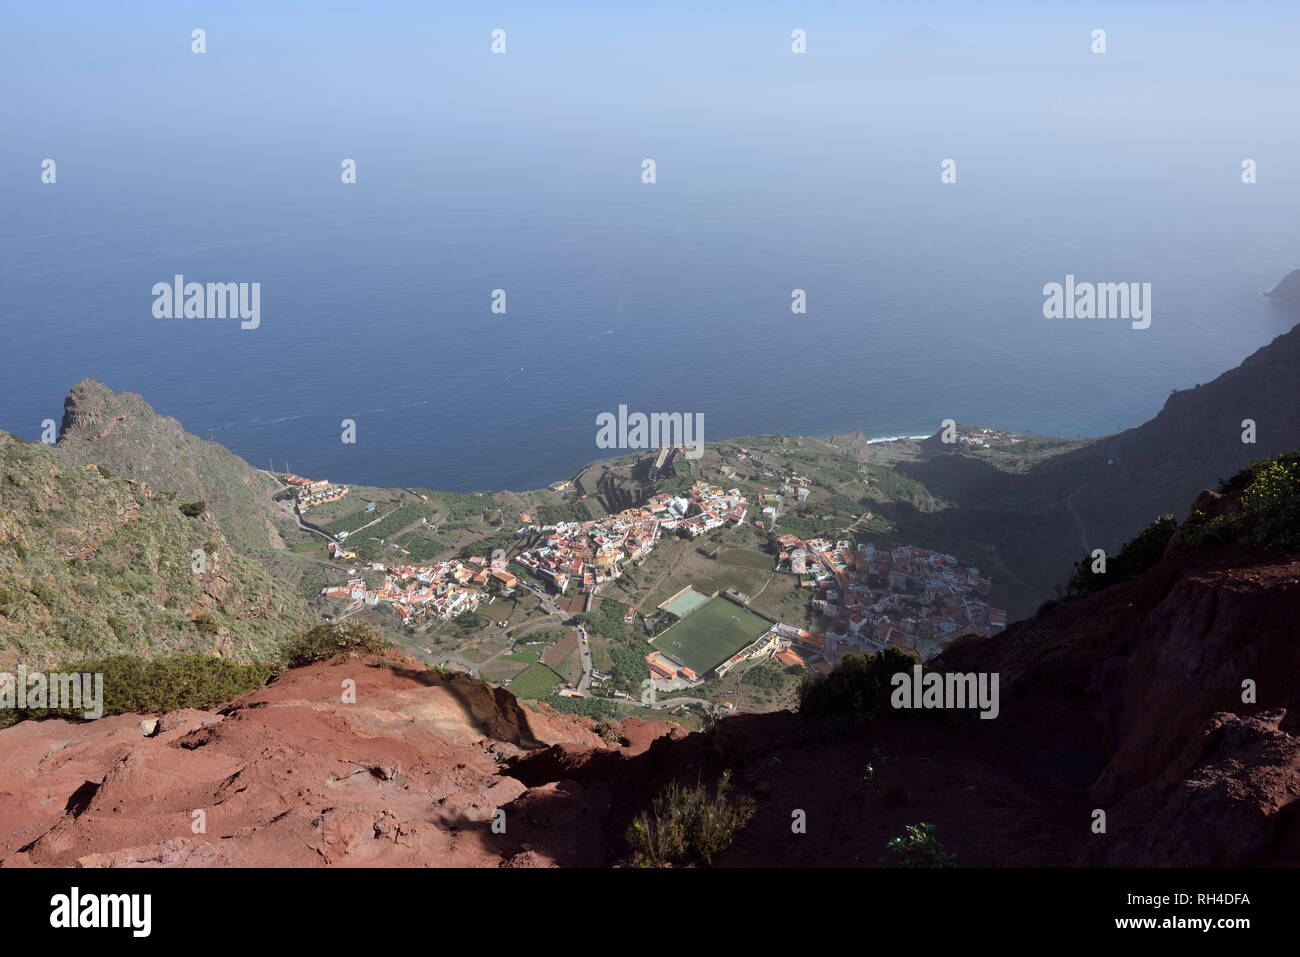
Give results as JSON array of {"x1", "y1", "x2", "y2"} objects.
[
  {"x1": 1267, "y1": 268, "x2": 1300, "y2": 306},
  {"x1": 0, "y1": 652, "x2": 635, "y2": 868},
  {"x1": 1074, "y1": 710, "x2": 1300, "y2": 866},
  {"x1": 56, "y1": 378, "x2": 287, "y2": 552}
]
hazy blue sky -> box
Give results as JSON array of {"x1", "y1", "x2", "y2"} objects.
[{"x1": 4, "y1": 1, "x2": 1298, "y2": 202}]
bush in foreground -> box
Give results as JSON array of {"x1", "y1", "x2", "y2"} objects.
[
  {"x1": 881, "y1": 822, "x2": 958, "y2": 868},
  {"x1": 626, "y1": 770, "x2": 755, "y2": 867},
  {"x1": 0, "y1": 654, "x2": 274, "y2": 729},
  {"x1": 797, "y1": 646, "x2": 918, "y2": 721},
  {"x1": 1183, "y1": 450, "x2": 1300, "y2": 553},
  {"x1": 1062, "y1": 513, "x2": 1176, "y2": 601},
  {"x1": 281, "y1": 620, "x2": 392, "y2": 668}
]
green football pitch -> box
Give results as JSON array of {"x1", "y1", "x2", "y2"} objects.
[
  {"x1": 651, "y1": 596, "x2": 772, "y2": 675},
  {"x1": 659, "y1": 586, "x2": 712, "y2": 618}
]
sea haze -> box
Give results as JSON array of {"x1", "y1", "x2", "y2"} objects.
[{"x1": 1, "y1": 2, "x2": 1297, "y2": 491}]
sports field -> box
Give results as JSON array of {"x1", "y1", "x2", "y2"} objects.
[
  {"x1": 651, "y1": 596, "x2": 772, "y2": 675},
  {"x1": 658, "y1": 585, "x2": 712, "y2": 618}
]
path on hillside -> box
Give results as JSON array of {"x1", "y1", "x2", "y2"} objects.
[
  {"x1": 1065, "y1": 486, "x2": 1090, "y2": 552},
  {"x1": 279, "y1": 501, "x2": 335, "y2": 543},
  {"x1": 747, "y1": 568, "x2": 778, "y2": 603},
  {"x1": 1064, "y1": 439, "x2": 1131, "y2": 553}
]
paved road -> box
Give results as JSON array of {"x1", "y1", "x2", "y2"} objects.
[
  {"x1": 276, "y1": 498, "x2": 335, "y2": 543},
  {"x1": 576, "y1": 624, "x2": 593, "y2": 692},
  {"x1": 520, "y1": 582, "x2": 564, "y2": 617},
  {"x1": 647, "y1": 696, "x2": 713, "y2": 710}
]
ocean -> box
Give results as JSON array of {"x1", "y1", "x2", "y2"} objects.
[{"x1": 2, "y1": 173, "x2": 1296, "y2": 493}]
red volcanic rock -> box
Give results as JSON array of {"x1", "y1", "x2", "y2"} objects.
[
  {"x1": 0, "y1": 653, "x2": 621, "y2": 868},
  {"x1": 1074, "y1": 710, "x2": 1300, "y2": 867}
]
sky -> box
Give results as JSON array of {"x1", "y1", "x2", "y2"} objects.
[{"x1": 3, "y1": 1, "x2": 1298, "y2": 203}]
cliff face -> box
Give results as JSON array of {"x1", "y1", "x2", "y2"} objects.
[
  {"x1": 901, "y1": 318, "x2": 1300, "y2": 607},
  {"x1": 56, "y1": 379, "x2": 287, "y2": 553}
]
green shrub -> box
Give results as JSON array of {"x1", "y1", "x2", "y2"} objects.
[
  {"x1": 535, "y1": 694, "x2": 619, "y2": 719},
  {"x1": 281, "y1": 620, "x2": 392, "y2": 667},
  {"x1": 0, "y1": 653, "x2": 274, "y2": 729},
  {"x1": 179, "y1": 500, "x2": 207, "y2": 518},
  {"x1": 608, "y1": 645, "x2": 649, "y2": 693},
  {"x1": 1235, "y1": 452, "x2": 1300, "y2": 551},
  {"x1": 797, "y1": 646, "x2": 918, "y2": 721},
  {"x1": 881, "y1": 822, "x2": 957, "y2": 868},
  {"x1": 1179, "y1": 510, "x2": 1235, "y2": 547},
  {"x1": 1062, "y1": 513, "x2": 1176, "y2": 601},
  {"x1": 626, "y1": 770, "x2": 755, "y2": 867},
  {"x1": 1182, "y1": 451, "x2": 1300, "y2": 553}
]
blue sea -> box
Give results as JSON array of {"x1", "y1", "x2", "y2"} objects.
[{"x1": 2, "y1": 3, "x2": 1298, "y2": 492}]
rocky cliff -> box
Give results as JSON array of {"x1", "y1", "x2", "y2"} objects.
[{"x1": 56, "y1": 379, "x2": 288, "y2": 552}]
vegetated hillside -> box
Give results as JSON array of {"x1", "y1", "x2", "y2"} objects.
[
  {"x1": 899, "y1": 319, "x2": 1300, "y2": 604},
  {"x1": 55, "y1": 378, "x2": 289, "y2": 553},
  {"x1": 0, "y1": 432, "x2": 315, "y2": 669},
  {"x1": 1, "y1": 454, "x2": 1294, "y2": 868}
]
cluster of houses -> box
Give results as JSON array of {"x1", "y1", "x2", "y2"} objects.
[
  {"x1": 951, "y1": 426, "x2": 1024, "y2": 448},
  {"x1": 284, "y1": 473, "x2": 349, "y2": 510},
  {"x1": 778, "y1": 535, "x2": 1006, "y2": 662},
  {"x1": 515, "y1": 508, "x2": 664, "y2": 594},
  {"x1": 513, "y1": 483, "x2": 747, "y2": 594},
  {"x1": 652, "y1": 481, "x2": 749, "y2": 538},
  {"x1": 320, "y1": 555, "x2": 516, "y2": 626}
]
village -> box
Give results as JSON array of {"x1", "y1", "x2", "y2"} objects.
[
  {"x1": 321, "y1": 555, "x2": 515, "y2": 626},
  {"x1": 303, "y1": 448, "x2": 1006, "y2": 708},
  {"x1": 513, "y1": 480, "x2": 749, "y2": 594},
  {"x1": 777, "y1": 535, "x2": 1007, "y2": 662}
]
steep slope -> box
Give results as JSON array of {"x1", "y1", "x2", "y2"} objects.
[
  {"x1": 55, "y1": 379, "x2": 289, "y2": 553},
  {"x1": 900, "y1": 319, "x2": 1300, "y2": 603},
  {"x1": 0, "y1": 432, "x2": 314, "y2": 669}
]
